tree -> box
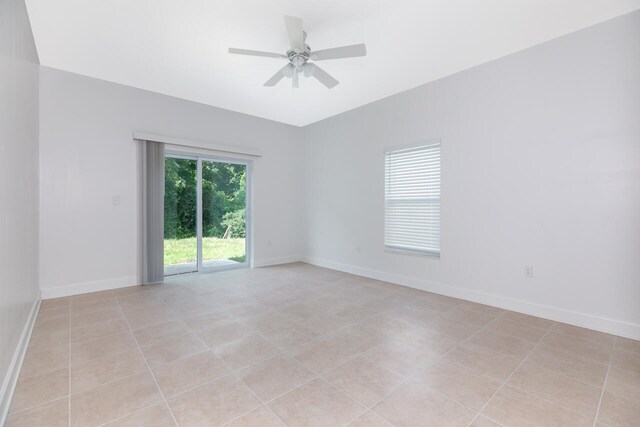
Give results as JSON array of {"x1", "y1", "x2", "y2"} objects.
[{"x1": 164, "y1": 158, "x2": 246, "y2": 240}]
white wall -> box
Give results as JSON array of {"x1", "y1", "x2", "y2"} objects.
[
  {"x1": 37, "y1": 11, "x2": 640, "y2": 338},
  {"x1": 303, "y1": 11, "x2": 640, "y2": 338},
  {"x1": 0, "y1": 0, "x2": 40, "y2": 418},
  {"x1": 39, "y1": 67, "x2": 304, "y2": 297}
]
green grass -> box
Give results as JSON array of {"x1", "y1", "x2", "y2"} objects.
[{"x1": 164, "y1": 237, "x2": 246, "y2": 265}]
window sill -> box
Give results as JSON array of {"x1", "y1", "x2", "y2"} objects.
[{"x1": 384, "y1": 247, "x2": 440, "y2": 258}]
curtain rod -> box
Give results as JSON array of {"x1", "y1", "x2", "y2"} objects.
[{"x1": 133, "y1": 132, "x2": 262, "y2": 157}]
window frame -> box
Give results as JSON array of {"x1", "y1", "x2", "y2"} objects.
[
  {"x1": 163, "y1": 150, "x2": 253, "y2": 276},
  {"x1": 383, "y1": 139, "x2": 441, "y2": 258}
]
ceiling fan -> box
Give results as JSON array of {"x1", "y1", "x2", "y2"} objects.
[{"x1": 228, "y1": 16, "x2": 366, "y2": 89}]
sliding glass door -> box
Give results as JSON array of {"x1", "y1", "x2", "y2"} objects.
[
  {"x1": 201, "y1": 160, "x2": 247, "y2": 268},
  {"x1": 164, "y1": 157, "x2": 198, "y2": 275},
  {"x1": 164, "y1": 154, "x2": 250, "y2": 276}
]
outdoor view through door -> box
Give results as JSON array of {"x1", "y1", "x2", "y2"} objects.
[{"x1": 164, "y1": 154, "x2": 249, "y2": 276}]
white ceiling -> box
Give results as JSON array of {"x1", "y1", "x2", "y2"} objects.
[{"x1": 26, "y1": 0, "x2": 640, "y2": 127}]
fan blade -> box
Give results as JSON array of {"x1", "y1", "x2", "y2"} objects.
[
  {"x1": 312, "y1": 44, "x2": 367, "y2": 61},
  {"x1": 228, "y1": 48, "x2": 286, "y2": 58},
  {"x1": 264, "y1": 64, "x2": 294, "y2": 87},
  {"x1": 308, "y1": 64, "x2": 339, "y2": 89},
  {"x1": 284, "y1": 16, "x2": 304, "y2": 51},
  {"x1": 302, "y1": 62, "x2": 314, "y2": 78}
]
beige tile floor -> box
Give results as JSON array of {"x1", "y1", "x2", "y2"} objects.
[{"x1": 6, "y1": 262, "x2": 640, "y2": 426}]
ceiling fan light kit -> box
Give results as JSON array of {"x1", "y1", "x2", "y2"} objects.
[{"x1": 228, "y1": 15, "x2": 367, "y2": 89}]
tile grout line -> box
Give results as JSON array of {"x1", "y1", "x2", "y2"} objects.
[
  {"x1": 113, "y1": 293, "x2": 180, "y2": 427},
  {"x1": 176, "y1": 304, "x2": 294, "y2": 376},
  {"x1": 171, "y1": 270, "x2": 636, "y2": 417},
  {"x1": 270, "y1": 297, "x2": 470, "y2": 381},
  {"x1": 465, "y1": 322, "x2": 557, "y2": 427},
  {"x1": 8, "y1": 396, "x2": 70, "y2": 419},
  {"x1": 220, "y1": 369, "x2": 289, "y2": 426},
  {"x1": 94, "y1": 401, "x2": 169, "y2": 427},
  {"x1": 215, "y1": 311, "x2": 329, "y2": 426},
  {"x1": 6, "y1": 303, "x2": 72, "y2": 419},
  {"x1": 167, "y1": 298, "x2": 393, "y2": 425},
  {"x1": 257, "y1": 403, "x2": 289, "y2": 427},
  {"x1": 161, "y1": 282, "x2": 322, "y2": 425},
  {"x1": 22, "y1": 269, "x2": 635, "y2": 427},
  {"x1": 177, "y1": 312, "x2": 295, "y2": 425},
  {"x1": 592, "y1": 336, "x2": 616, "y2": 427},
  {"x1": 20, "y1": 277, "x2": 382, "y2": 421},
  {"x1": 468, "y1": 333, "x2": 617, "y2": 425},
  {"x1": 362, "y1": 312, "x2": 514, "y2": 426},
  {"x1": 65, "y1": 350, "x2": 152, "y2": 397},
  {"x1": 234, "y1": 297, "x2": 542, "y2": 424},
  {"x1": 516, "y1": 352, "x2": 609, "y2": 389},
  {"x1": 171, "y1": 284, "x2": 376, "y2": 373},
  {"x1": 133, "y1": 351, "x2": 281, "y2": 405},
  {"x1": 541, "y1": 330, "x2": 618, "y2": 366},
  {"x1": 152, "y1": 302, "x2": 319, "y2": 425}
]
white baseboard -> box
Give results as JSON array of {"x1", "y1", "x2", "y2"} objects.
[
  {"x1": 39, "y1": 258, "x2": 306, "y2": 298},
  {"x1": 41, "y1": 276, "x2": 139, "y2": 299},
  {"x1": 39, "y1": 257, "x2": 307, "y2": 298},
  {"x1": 0, "y1": 293, "x2": 41, "y2": 425},
  {"x1": 302, "y1": 256, "x2": 640, "y2": 341},
  {"x1": 253, "y1": 255, "x2": 303, "y2": 268}
]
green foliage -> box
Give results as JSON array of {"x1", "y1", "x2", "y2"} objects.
[
  {"x1": 164, "y1": 157, "x2": 197, "y2": 239},
  {"x1": 164, "y1": 237, "x2": 245, "y2": 265},
  {"x1": 202, "y1": 161, "x2": 246, "y2": 238},
  {"x1": 164, "y1": 158, "x2": 246, "y2": 240},
  {"x1": 222, "y1": 209, "x2": 246, "y2": 238}
]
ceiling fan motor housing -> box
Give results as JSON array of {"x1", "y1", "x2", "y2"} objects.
[{"x1": 287, "y1": 45, "x2": 311, "y2": 71}]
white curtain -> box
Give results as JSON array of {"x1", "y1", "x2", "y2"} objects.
[{"x1": 141, "y1": 140, "x2": 165, "y2": 284}]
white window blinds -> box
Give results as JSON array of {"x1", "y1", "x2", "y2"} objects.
[{"x1": 384, "y1": 142, "x2": 441, "y2": 256}]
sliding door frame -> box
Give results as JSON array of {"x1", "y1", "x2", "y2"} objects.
[{"x1": 165, "y1": 151, "x2": 252, "y2": 275}]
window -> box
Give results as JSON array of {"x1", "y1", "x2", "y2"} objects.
[
  {"x1": 384, "y1": 141, "x2": 441, "y2": 256},
  {"x1": 164, "y1": 153, "x2": 251, "y2": 276}
]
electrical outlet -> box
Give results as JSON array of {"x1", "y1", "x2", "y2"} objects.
[
  {"x1": 112, "y1": 195, "x2": 121, "y2": 205},
  {"x1": 524, "y1": 265, "x2": 534, "y2": 278}
]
